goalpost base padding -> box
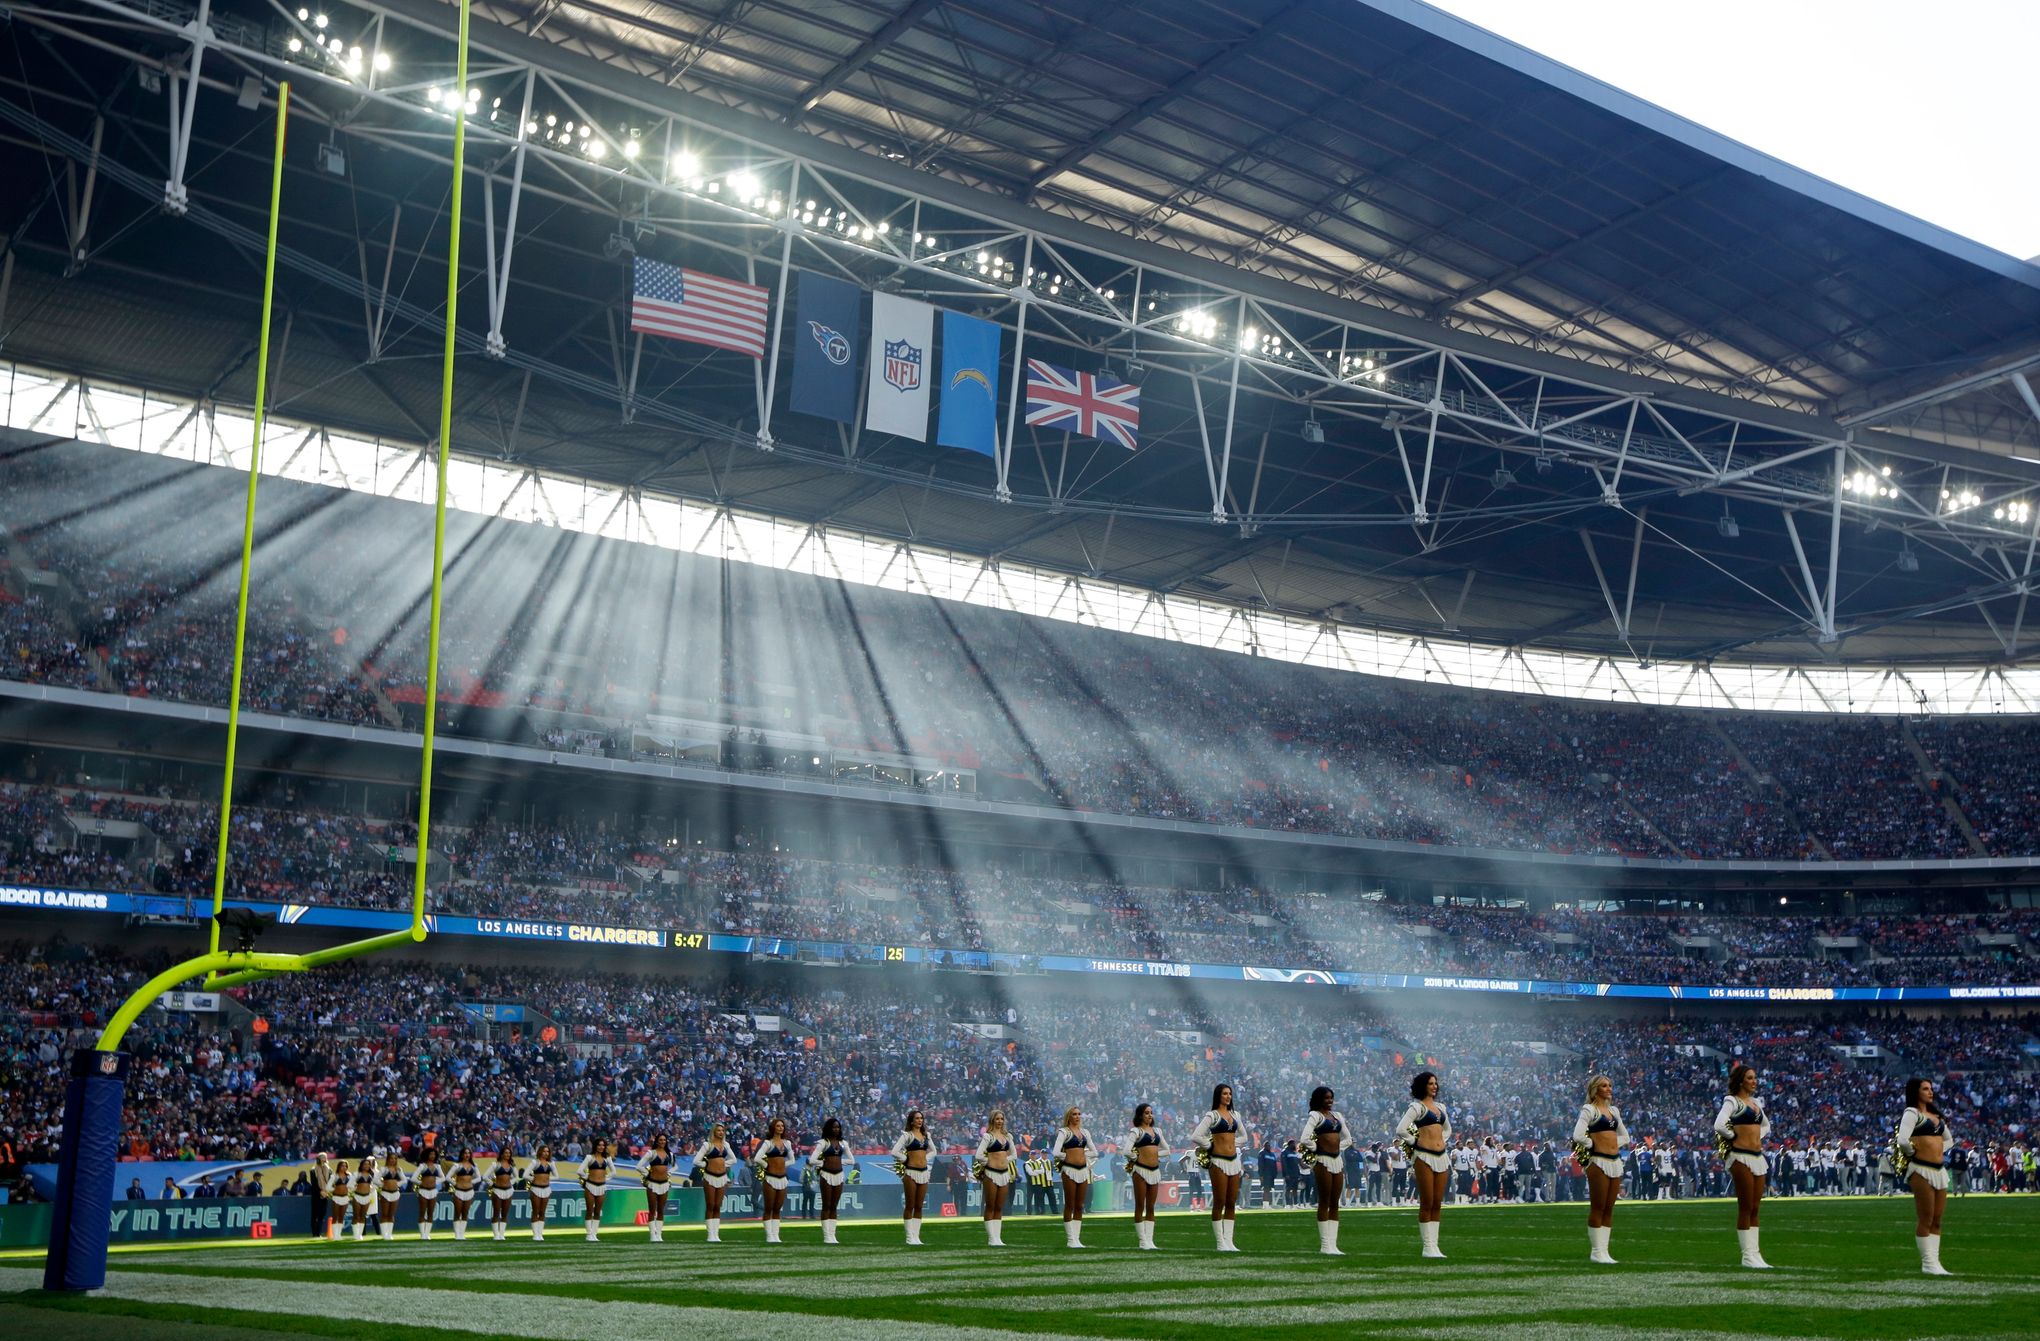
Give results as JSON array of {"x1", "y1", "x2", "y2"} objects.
[{"x1": 43, "y1": 1049, "x2": 128, "y2": 1291}]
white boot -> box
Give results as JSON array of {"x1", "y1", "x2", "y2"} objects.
[
  {"x1": 1924, "y1": 1234, "x2": 1952, "y2": 1276},
  {"x1": 1421, "y1": 1221, "x2": 1446, "y2": 1258},
  {"x1": 648, "y1": 1221, "x2": 662, "y2": 1244},
  {"x1": 419, "y1": 1221, "x2": 433, "y2": 1241},
  {"x1": 380, "y1": 1222, "x2": 394, "y2": 1241},
  {"x1": 352, "y1": 1220, "x2": 364, "y2": 1240},
  {"x1": 532, "y1": 1221, "x2": 544, "y2": 1242},
  {"x1": 905, "y1": 1218, "x2": 921, "y2": 1246},
  {"x1": 1318, "y1": 1219, "x2": 1343, "y2": 1255},
  {"x1": 493, "y1": 1221, "x2": 506, "y2": 1241},
  {"x1": 1738, "y1": 1227, "x2": 1771, "y2": 1269},
  {"x1": 764, "y1": 1219, "x2": 779, "y2": 1245},
  {"x1": 1590, "y1": 1225, "x2": 1617, "y2": 1264},
  {"x1": 985, "y1": 1219, "x2": 1003, "y2": 1247},
  {"x1": 451, "y1": 1219, "x2": 465, "y2": 1241},
  {"x1": 705, "y1": 1218, "x2": 721, "y2": 1243},
  {"x1": 1212, "y1": 1218, "x2": 1227, "y2": 1251},
  {"x1": 1136, "y1": 1220, "x2": 1156, "y2": 1250},
  {"x1": 585, "y1": 1219, "x2": 599, "y2": 1242},
  {"x1": 1064, "y1": 1219, "x2": 1084, "y2": 1249},
  {"x1": 822, "y1": 1219, "x2": 837, "y2": 1245},
  {"x1": 1220, "y1": 1218, "x2": 1241, "y2": 1252}
]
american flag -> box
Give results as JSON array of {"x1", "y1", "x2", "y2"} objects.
[
  {"x1": 1024, "y1": 359, "x2": 1140, "y2": 449},
  {"x1": 630, "y1": 258, "x2": 770, "y2": 358}
]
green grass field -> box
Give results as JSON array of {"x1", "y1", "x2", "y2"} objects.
[{"x1": 4, "y1": 1196, "x2": 2036, "y2": 1341}]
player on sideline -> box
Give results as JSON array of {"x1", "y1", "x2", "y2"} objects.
[
  {"x1": 889, "y1": 1109, "x2": 936, "y2": 1246},
  {"x1": 1714, "y1": 1063, "x2": 1773, "y2": 1269},
  {"x1": 813, "y1": 1118, "x2": 851, "y2": 1245},
  {"x1": 1396, "y1": 1071, "x2": 1451, "y2": 1259},
  {"x1": 1301, "y1": 1086, "x2": 1352, "y2": 1255},
  {"x1": 413, "y1": 1152, "x2": 442, "y2": 1240},
  {"x1": 641, "y1": 1136, "x2": 675, "y2": 1243},
  {"x1": 349, "y1": 1155, "x2": 376, "y2": 1241},
  {"x1": 1051, "y1": 1107, "x2": 1094, "y2": 1249},
  {"x1": 487, "y1": 1145, "x2": 518, "y2": 1241},
  {"x1": 755, "y1": 1118, "x2": 795, "y2": 1244},
  {"x1": 1190, "y1": 1083, "x2": 1250, "y2": 1253},
  {"x1": 581, "y1": 1137, "x2": 613, "y2": 1241},
  {"x1": 1572, "y1": 1074, "x2": 1631, "y2": 1264},
  {"x1": 324, "y1": 1158, "x2": 350, "y2": 1241},
  {"x1": 1124, "y1": 1102, "x2": 1168, "y2": 1251},
  {"x1": 696, "y1": 1124, "x2": 736, "y2": 1243},
  {"x1": 449, "y1": 1148, "x2": 480, "y2": 1241},
  {"x1": 974, "y1": 1110, "x2": 1017, "y2": 1247},
  {"x1": 1896, "y1": 1078, "x2": 1953, "y2": 1275},
  {"x1": 376, "y1": 1150, "x2": 405, "y2": 1240},
  {"x1": 528, "y1": 1144, "x2": 555, "y2": 1240}
]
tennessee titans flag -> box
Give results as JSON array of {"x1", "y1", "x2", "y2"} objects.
[
  {"x1": 788, "y1": 271, "x2": 862, "y2": 424},
  {"x1": 935, "y1": 310, "x2": 1002, "y2": 458}
]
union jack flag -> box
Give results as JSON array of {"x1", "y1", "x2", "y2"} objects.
[{"x1": 1024, "y1": 359, "x2": 1140, "y2": 449}]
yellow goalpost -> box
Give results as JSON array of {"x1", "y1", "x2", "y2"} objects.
[{"x1": 46, "y1": 0, "x2": 475, "y2": 1290}]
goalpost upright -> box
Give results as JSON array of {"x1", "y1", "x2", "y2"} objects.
[{"x1": 44, "y1": 0, "x2": 474, "y2": 1288}]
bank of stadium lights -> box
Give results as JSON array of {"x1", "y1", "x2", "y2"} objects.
[
  {"x1": 1992, "y1": 499, "x2": 2032, "y2": 525},
  {"x1": 1941, "y1": 487, "x2": 1982, "y2": 514},
  {"x1": 1842, "y1": 465, "x2": 1899, "y2": 500},
  {"x1": 1340, "y1": 353, "x2": 1388, "y2": 385}
]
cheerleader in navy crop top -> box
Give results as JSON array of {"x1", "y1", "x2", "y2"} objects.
[
  {"x1": 890, "y1": 1110, "x2": 935, "y2": 1245},
  {"x1": 1574, "y1": 1075, "x2": 1631, "y2": 1264},
  {"x1": 814, "y1": 1117, "x2": 850, "y2": 1245},
  {"x1": 1051, "y1": 1107, "x2": 1093, "y2": 1248},
  {"x1": 755, "y1": 1117, "x2": 794, "y2": 1245},
  {"x1": 696, "y1": 1125, "x2": 735, "y2": 1243},
  {"x1": 580, "y1": 1138, "x2": 612, "y2": 1243},
  {"x1": 1190, "y1": 1083, "x2": 1250, "y2": 1252},
  {"x1": 1396, "y1": 1072, "x2": 1450, "y2": 1258},
  {"x1": 1123, "y1": 1103, "x2": 1168, "y2": 1250},
  {"x1": 1715, "y1": 1064, "x2": 1773, "y2": 1268},
  {"x1": 1898, "y1": 1077, "x2": 1954, "y2": 1274},
  {"x1": 1302, "y1": 1086, "x2": 1353, "y2": 1255},
  {"x1": 974, "y1": 1110, "x2": 1017, "y2": 1246}
]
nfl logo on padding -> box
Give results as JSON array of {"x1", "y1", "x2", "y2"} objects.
[{"x1": 884, "y1": 338, "x2": 923, "y2": 392}]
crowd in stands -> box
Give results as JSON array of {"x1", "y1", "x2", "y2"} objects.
[
  {"x1": 2, "y1": 944, "x2": 2033, "y2": 1183},
  {"x1": 5, "y1": 776, "x2": 2038, "y2": 988},
  {"x1": 5, "y1": 440, "x2": 2040, "y2": 863}
]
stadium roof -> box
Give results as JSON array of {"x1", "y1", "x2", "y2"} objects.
[{"x1": 5, "y1": 0, "x2": 2040, "y2": 669}]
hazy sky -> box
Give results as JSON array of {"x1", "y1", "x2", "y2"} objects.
[{"x1": 1427, "y1": 0, "x2": 2040, "y2": 261}]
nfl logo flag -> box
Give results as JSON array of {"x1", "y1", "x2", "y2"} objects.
[
  {"x1": 630, "y1": 258, "x2": 769, "y2": 358},
  {"x1": 1024, "y1": 359, "x2": 1140, "y2": 449},
  {"x1": 865, "y1": 292, "x2": 934, "y2": 442}
]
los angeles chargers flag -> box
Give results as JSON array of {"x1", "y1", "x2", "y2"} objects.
[
  {"x1": 788, "y1": 272, "x2": 861, "y2": 424},
  {"x1": 1024, "y1": 359, "x2": 1141, "y2": 449},
  {"x1": 865, "y1": 292, "x2": 934, "y2": 442},
  {"x1": 935, "y1": 310, "x2": 1002, "y2": 458}
]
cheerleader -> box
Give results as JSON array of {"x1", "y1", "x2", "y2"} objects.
[
  {"x1": 581, "y1": 1137, "x2": 613, "y2": 1241},
  {"x1": 1572, "y1": 1074, "x2": 1631, "y2": 1264},
  {"x1": 324, "y1": 1159, "x2": 351, "y2": 1241},
  {"x1": 1713, "y1": 1063, "x2": 1772, "y2": 1269},
  {"x1": 448, "y1": 1148, "x2": 480, "y2": 1242},
  {"x1": 376, "y1": 1152, "x2": 405, "y2": 1241},
  {"x1": 1051, "y1": 1107, "x2": 1094, "y2": 1249},
  {"x1": 696, "y1": 1124, "x2": 736, "y2": 1243},
  {"x1": 641, "y1": 1137, "x2": 674, "y2": 1243},
  {"x1": 412, "y1": 1154, "x2": 442, "y2": 1240},
  {"x1": 813, "y1": 1118, "x2": 851, "y2": 1245},
  {"x1": 349, "y1": 1155, "x2": 377, "y2": 1241},
  {"x1": 1395, "y1": 1071, "x2": 1450, "y2": 1259},
  {"x1": 1189, "y1": 1083, "x2": 1250, "y2": 1252},
  {"x1": 1124, "y1": 1103, "x2": 1169, "y2": 1251},
  {"x1": 1896, "y1": 1078, "x2": 1953, "y2": 1275},
  {"x1": 974, "y1": 1110, "x2": 1017, "y2": 1247},
  {"x1": 754, "y1": 1118, "x2": 795, "y2": 1244},
  {"x1": 889, "y1": 1110, "x2": 936, "y2": 1246},
  {"x1": 1301, "y1": 1086, "x2": 1352, "y2": 1256},
  {"x1": 487, "y1": 1146, "x2": 518, "y2": 1241},
  {"x1": 527, "y1": 1144, "x2": 555, "y2": 1241}
]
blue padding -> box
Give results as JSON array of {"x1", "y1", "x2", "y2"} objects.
[{"x1": 42, "y1": 1049, "x2": 128, "y2": 1291}]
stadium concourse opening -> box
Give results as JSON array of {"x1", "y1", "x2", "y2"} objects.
[{"x1": 1, "y1": 0, "x2": 2038, "y2": 1335}]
